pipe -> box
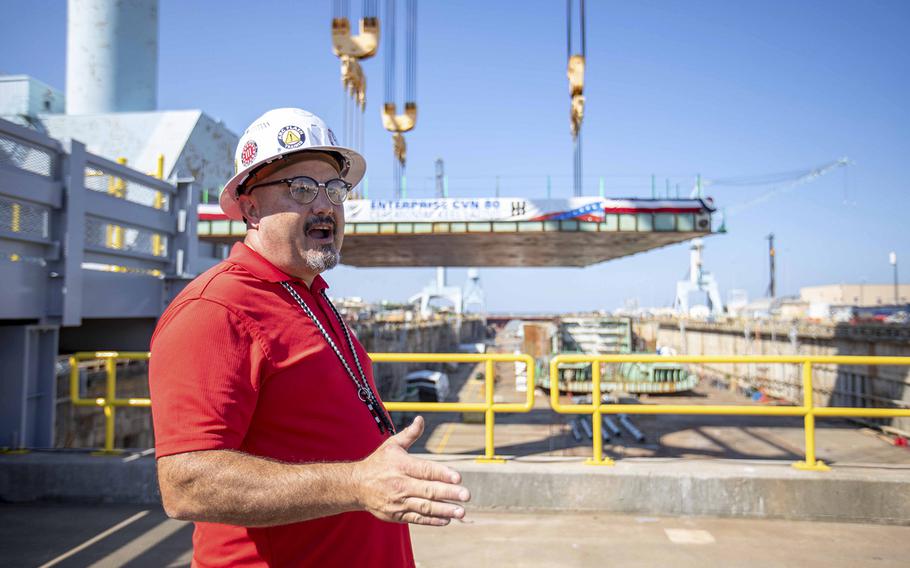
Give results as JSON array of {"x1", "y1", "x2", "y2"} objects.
[
  {"x1": 66, "y1": 0, "x2": 159, "y2": 114},
  {"x1": 579, "y1": 415, "x2": 593, "y2": 439},
  {"x1": 599, "y1": 417, "x2": 611, "y2": 442},
  {"x1": 569, "y1": 418, "x2": 584, "y2": 442},
  {"x1": 603, "y1": 416, "x2": 622, "y2": 437},
  {"x1": 618, "y1": 414, "x2": 645, "y2": 442}
]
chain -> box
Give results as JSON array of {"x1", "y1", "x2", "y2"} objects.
[{"x1": 280, "y1": 281, "x2": 395, "y2": 434}]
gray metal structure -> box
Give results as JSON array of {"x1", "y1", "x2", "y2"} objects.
[{"x1": 0, "y1": 117, "x2": 213, "y2": 449}]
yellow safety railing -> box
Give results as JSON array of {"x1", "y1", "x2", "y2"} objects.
[
  {"x1": 69, "y1": 351, "x2": 910, "y2": 469},
  {"x1": 372, "y1": 353, "x2": 536, "y2": 463},
  {"x1": 550, "y1": 354, "x2": 910, "y2": 470},
  {"x1": 69, "y1": 351, "x2": 152, "y2": 455},
  {"x1": 69, "y1": 351, "x2": 536, "y2": 461}
]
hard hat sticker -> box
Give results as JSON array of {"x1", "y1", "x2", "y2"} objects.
[
  {"x1": 240, "y1": 140, "x2": 258, "y2": 167},
  {"x1": 277, "y1": 125, "x2": 306, "y2": 149}
]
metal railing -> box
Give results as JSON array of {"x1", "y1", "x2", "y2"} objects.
[
  {"x1": 69, "y1": 351, "x2": 152, "y2": 455},
  {"x1": 68, "y1": 351, "x2": 536, "y2": 461},
  {"x1": 67, "y1": 351, "x2": 910, "y2": 470},
  {"x1": 550, "y1": 354, "x2": 910, "y2": 470},
  {"x1": 0, "y1": 118, "x2": 202, "y2": 326},
  {"x1": 373, "y1": 353, "x2": 536, "y2": 463}
]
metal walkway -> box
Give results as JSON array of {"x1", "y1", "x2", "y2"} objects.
[{"x1": 0, "y1": 118, "x2": 217, "y2": 448}]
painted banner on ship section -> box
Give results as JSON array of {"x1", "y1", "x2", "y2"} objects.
[
  {"x1": 197, "y1": 198, "x2": 713, "y2": 222},
  {"x1": 342, "y1": 197, "x2": 712, "y2": 223}
]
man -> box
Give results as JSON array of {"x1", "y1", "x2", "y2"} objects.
[{"x1": 149, "y1": 108, "x2": 469, "y2": 567}]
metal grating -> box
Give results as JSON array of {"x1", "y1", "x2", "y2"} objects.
[
  {"x1": 0, "y1": 196, "x2": 50, "y2": 239},
  {"x1": 0, "y1": 133, "x2": 55, "y2": 177},
  {"x1": 84, "y1": 167, "x2": 171, "y2": 211},
  {"x1": 85, "y1": 217, "x2": 169, "y2": 257}
]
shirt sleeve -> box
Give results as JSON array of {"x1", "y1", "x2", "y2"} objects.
[{"x1": 149, "y1": 298, "x2": 269, "y2": 458}]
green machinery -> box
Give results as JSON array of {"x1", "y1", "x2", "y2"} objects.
[{"x1": 536, "y1": 316, "x2": 698, "y2": 394}]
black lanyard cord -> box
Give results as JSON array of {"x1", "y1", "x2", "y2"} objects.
[{"x1": 280, "y1": 281, "x2": 396, "y2": 434}]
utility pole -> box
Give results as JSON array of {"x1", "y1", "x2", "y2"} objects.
[
  {"x1": 890, "y1": 251, "x2": 899, "y2": 304},
  {"x1": 767, "y1": 233, "x2": 776, "y2": 299},
  {"x1": 435, "y1": 158, "x2": 445, "y2": 198}
]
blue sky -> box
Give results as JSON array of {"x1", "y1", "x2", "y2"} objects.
[{"x1": 2, "y1": 0, "x2": 908, "y2": 312}]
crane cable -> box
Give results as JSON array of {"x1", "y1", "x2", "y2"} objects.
[
  {"x1": 331, "y1": 0, "x2": 379, "y2": 196},
  {"x1": 383, "y1": 0, "x2": 418, "y2": 199},
  {"x1": 712, "y1": 158, "x2": 852, "y2": 230},
  {"x1": 567, "y1": 0, "x2": 586, "y2": 196}
]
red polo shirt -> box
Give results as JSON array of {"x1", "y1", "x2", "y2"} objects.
[{"x1": 149, "y1": 242, "x2": 413, "y2": 567}]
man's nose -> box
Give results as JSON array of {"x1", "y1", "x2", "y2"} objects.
[{"x1": 310, "y1": 186, "x2": 335, "y2": 215}]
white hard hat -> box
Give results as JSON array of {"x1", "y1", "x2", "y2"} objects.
[{"x1": 220, "y1": 108, "x2": 366, "y2": 220}]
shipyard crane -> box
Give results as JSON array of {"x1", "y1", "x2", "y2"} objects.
[
  {"x1": 331, "y1": 0, "x2": 380, "y2": 195},
  {"x1": 567, "y1": 0, "x2": 587, "y2": 196},
  {"x1": 382, "y1": 0, "x2": 418, "y2": 198},
  {"x1": 701, "y1": 157, "x2": 851, "y2": 227}
]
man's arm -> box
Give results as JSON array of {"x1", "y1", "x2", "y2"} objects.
[{"x1": 158, "y1": 416, "x2": 470, "y2": 527}]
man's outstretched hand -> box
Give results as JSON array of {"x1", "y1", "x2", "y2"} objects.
[{"x1": 354, "y1": 416, "x2": 470, "y2": 526}]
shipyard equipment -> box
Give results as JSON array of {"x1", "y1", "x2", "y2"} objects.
[
  {"x1": 537, "y1": 316, "x2": 697, "y2": 394},
  {"x1": 382, "y1": 0, "x2": 418, "y2": 197},
  {"x1": 674, "y1": 238, "x2": 723, "y2": 317},
  {"x1": 566, "y1": 0, "x2": 586, "y2": 196},
  {"x1": 331, "y1": 0, "x2": 380, "y2": 195}
]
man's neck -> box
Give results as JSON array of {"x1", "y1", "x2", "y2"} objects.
[{"x1": 243, "y1": 234, "x2": 318, "y2": 287}]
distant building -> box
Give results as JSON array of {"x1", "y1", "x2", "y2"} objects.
[
  {"x1": 0, "y1": 75, "x2": 65, "y2": 124},
  {"x1": 778, "y1": 297, "x2": 810, "y2": 320},
  {"x1": 0, "y1": 74, "x2": 237, "y2": 208},
  {"x1": 725, "y1": 289, "x2": 749, "y2": 316},
  {"x1": 800, "y1": 284, "x2": 909, "y2": 307}
]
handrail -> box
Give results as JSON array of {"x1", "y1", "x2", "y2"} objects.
[
  {"x1": 550, "y1": 354, "x2": 910, "y2": 469},
  {"x1": 69, "y1": 351, "x2": 536, "y2": 461},
  {"x1": 69, "y1": 351, "x2": 152, "y2": 456},
  {"x1": 372, "y1": 352, "x2": 536, "y2": 463},
  {"x1": 68, "y1": 351, "x2": 910, "y2": 469}
]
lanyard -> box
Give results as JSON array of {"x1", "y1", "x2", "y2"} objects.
[{"x1": 280, "y1": 281, "x2": 396, "y2": 435}]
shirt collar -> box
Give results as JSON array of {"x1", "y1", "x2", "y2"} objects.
[{"x1": 227, "y1": 242, "x2": 329, "y2": 293}]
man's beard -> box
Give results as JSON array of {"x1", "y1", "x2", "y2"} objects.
[
  {"x1": 304, "y1": 244, "x2": 339, "y2": 273},
  {"x1": 303, "y1": 214, "x2": 340, "y2": 273}
]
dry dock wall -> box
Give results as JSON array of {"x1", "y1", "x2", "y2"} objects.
[{"x1": 635, "y1": 319, "x2": 910, "y2": 433}]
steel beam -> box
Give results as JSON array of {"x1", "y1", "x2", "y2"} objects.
[{"x1": 0, "y1": 325, "x2": 59, "y2": 449}]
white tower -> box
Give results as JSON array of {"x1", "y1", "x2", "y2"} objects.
[
  {"x1": 410, "y1": 267, "x2": 463, "y2": 318},
  {"x1": 674, "y1": 238, "x2": 723, "y2": 317},
  {"x1": 462, "y1": 269, "x2": 485, "y2": 313},
  {"x1": 66, "y1": 0, "x2": 159, "y2": 114}
]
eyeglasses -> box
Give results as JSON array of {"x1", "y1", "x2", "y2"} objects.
[{"x1": 243, "y1": 176, "x2": 353, "y2": 206}]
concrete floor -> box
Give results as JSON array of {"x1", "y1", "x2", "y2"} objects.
[
  {"x1": 4, "y1": 504, "x2": 908, "y2": 568},
  {"x1": 411, "y1": 510, "x2": 910, "y2": 568}
]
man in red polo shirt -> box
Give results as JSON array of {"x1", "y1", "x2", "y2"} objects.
[{"x1": 149, "y1": 108, "x2": 469, "y2": 567}]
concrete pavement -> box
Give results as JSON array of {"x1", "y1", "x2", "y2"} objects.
[{"x1": 3, "y1": 503, "x2": 909, "y2": 568}]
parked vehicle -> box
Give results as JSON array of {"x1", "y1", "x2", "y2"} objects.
[
  {"x1": 403, "y1": 370, "x2": 450, "y2": 402},
  {"x1": 393, "y1": 370, "x2": 450, "y2": 430}
]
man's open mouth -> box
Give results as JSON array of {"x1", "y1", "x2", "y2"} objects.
[{"x1": 307, "y1": 223, "x2": 334, "y2": 240}]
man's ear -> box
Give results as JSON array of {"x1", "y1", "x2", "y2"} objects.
[{"x1": 237, "y1": 195, "x2": 260, "y2": 227}]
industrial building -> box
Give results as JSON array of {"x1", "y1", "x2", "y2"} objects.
[{"x1": 801, "y1": 283, "x2": 910, "y2": 307}]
